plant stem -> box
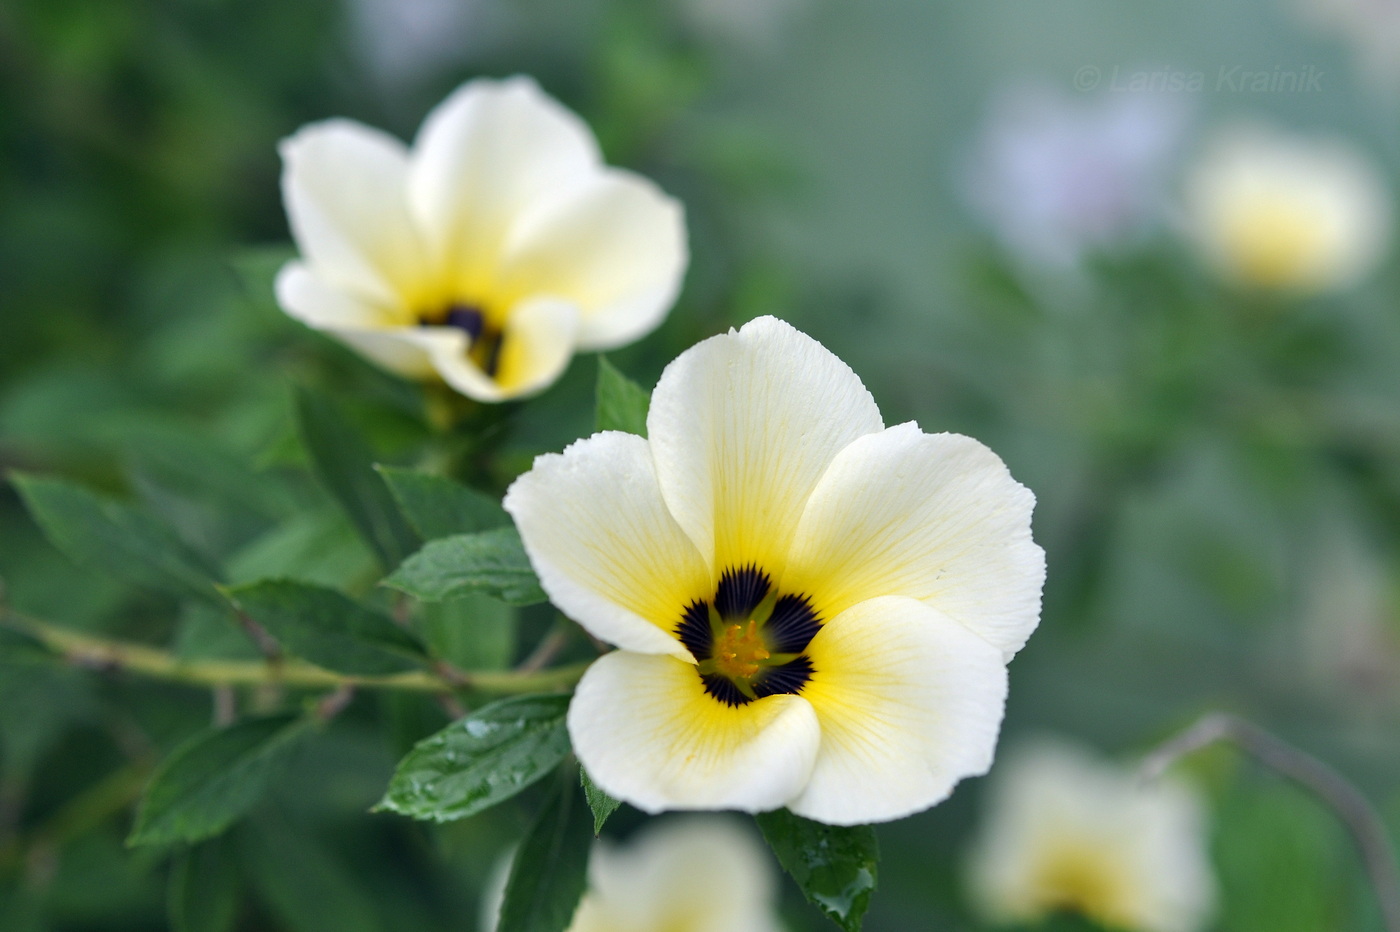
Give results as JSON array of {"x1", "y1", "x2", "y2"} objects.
[
  {"x1": 1143, "y1": 712, "x2": 1400, "y2": 932},
  {"x1": 3, "y1": 611, "x2": 589, "y2": 697}
]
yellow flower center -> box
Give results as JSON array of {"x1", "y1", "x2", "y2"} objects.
[
  {"x1": 1221, "y1": 196, "x2": 1328, "y2": 289},
  {"x1": 1030, "y1": 845, "x2": 1138, "y2": 929},
  {"x1": 712, "y1": 620, "x2": 771, "y2": 680},
  {"x1": 418, "y1": 301, "x2": 506, "y2": 378}
]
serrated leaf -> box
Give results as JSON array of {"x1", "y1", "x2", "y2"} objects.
[
  {"x1": 595, "y1": 356, "x2": 649, "y2": 437},
  {"x1": 224, "y1": 580, "x2": 424, "y2": 676},
  {"x1": 168, "y1": 838, "x2": 240, "y2": 932},
  {"x1": 129, "y1": 714, "x2": 312, "y2": 847},
  {"x1": 755, "y1": 809, "x2": 879, "y2": 932},
  {"x1": 382, "y1": 527, "x2": 547, "y2": 605},
  {"x1": 294, "y1": 388, "x2": 420, "y2": 570},
  {"x1": 376, "y1": 466, "x2": 509, "y2": 540},
  {"x1": 579, "y1": 766, "x2": 620, "y2": 836},
  {"x1": 377, "y1": 694, "x2": 571, "y2": 823},
  {"x1": 498, "y1": 774, "x2": 593, "y2": 932},
  {"x1": 10, "y1": 472, "x2": 223, "y2": 604}
]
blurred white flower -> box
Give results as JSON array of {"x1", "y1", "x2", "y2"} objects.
[
  {"x1": 1182, "y1": 122, "x2": 1391, "y2": 295},
  {"x1": 1296, "y1": 0, "x2": 1400, "y2": 93},
  {"x1": 483, "y1": 818, "x2": 783, "y2": 932},
  {"x1": 505, "y1": 316, "x2": 1043, "y2": 825},
  {"x1": 277, "y1": 77, "x2": 687, "y2": 402},
  {"x1": 963, "y1": 84, "x2": 1188, "y2": 267},
  {"x1": 966, "y1": 739, "x2": 1216, "y2": 932}
]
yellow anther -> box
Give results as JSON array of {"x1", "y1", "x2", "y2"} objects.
[{"x1": 712, "y1": 620, "x2": 770, "y2": 680}]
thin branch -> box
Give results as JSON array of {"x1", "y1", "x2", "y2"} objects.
[
  {"x1": 517, "y1": 624, "x2": 571, "y2": 674},
  {"x1": 2, "y1": 611, "x2": 589, "y2": 697},
  {"x1": 1143, "y1": 712, "x2": 1400, "y2": 932}
]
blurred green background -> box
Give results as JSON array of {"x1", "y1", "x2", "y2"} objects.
[{"x1": 2, "y1": 0, "x2": 1399, "y2": 929}]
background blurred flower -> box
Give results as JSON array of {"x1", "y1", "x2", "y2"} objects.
[
  {"x1": 965, "y1": 738, "x2": 1217, "y2": 932},
  {"x1": 277, "y1": 76, "x2": 687, "y2": 402},
  {"x1": 482, "y1": 818, "x2": 783, "y2": 932},
  {"x1": 506, "y1": 316, "x2": 1043, "y2": 825},
  {"x1": 962, "y1": 84, "x2": 1189, "y2": 268},
  {"x1": 1181, "y1": 122, "x2": 1392, "y2": 295}
]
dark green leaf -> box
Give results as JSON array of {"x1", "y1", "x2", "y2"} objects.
[
  {"x1": 294, "y1": 388, "x2": 420, "y2": 570},
  {"x1": 376, "y1": 465, "x2": 509, "y2": 540},
  {"x1": 377, "y1": 694, "x2": 571, "y2": 823},
  {"x1": 595, "y1": 356, "x2": 650, "y2": 437},
  {"x1": 223, "y1": 580, "x2": 424, "y2": 675},
  {"x1": 129, "y1": 714, "x2": 312, "y2": 847},
  {"x1": 419, "y1": 593, "x2": 516, "y2": 671},
  {"x1": 498, "y1": 774, "x2": 593, "y2": 932},
  {"x1": 10, "y1": 472, "x2": 223, "y2": 604},
  {"x1": 244, "y1": 816, "x2": 383, "y2": 932},
  {"x1": 168, "y1": 838, "x2": 240, "y2": 932},
  {"x1": 579, "y1": 766, "x2": 620, "y2": 836},
  {"x1": 755, "y1": 809, "x2": 879, "y2": 932},
  {"x1": 382, "y1": 527, "x2": 547, "y2": 605}
]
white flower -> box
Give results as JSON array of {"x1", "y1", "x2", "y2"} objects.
[
  {"x1": 963, "y1": 84, "x2": 1188, "y2": 267},
  {"x1": 966, "y1": 739, "x2": 1217, "y2": 932},
  {"x1": 505, "y1": 316, "x2": 1044, "y2": 825},
  {"x1": 482, "y1": 817, "x2": 783, "y2": 932},
  {"x1": 1182, "y1": 123, "x2": 1392, "y2": 295},
  {"x1": 276, "y1": 76, "x2": 687, "y2": 401}
]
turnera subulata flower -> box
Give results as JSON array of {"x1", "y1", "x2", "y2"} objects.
[
  {"x1": 276, "y1": 77, "x2": 687, "y2": 401},
  {"x1": 483, "y1": 818, "x2": 781, "y2": 932},
  {"x1": 966, "y1": 739, "x2": 1216, "y2": 932},
  {"x1": 1183, "y1": 123, "x2": 1391, "y2": 295},
  {"x1": 505, "y1": 317, "x2": 1044, "y2": 825}
]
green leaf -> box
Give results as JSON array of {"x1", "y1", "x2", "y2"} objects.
[
  {"x1": 419, "y1": 592, "x2": 516, "y2": 671},
  {"x1": 377, "y1": 694, "x2": 571, "y2": 823},
  {"x1": 128, "y1": 714, "x2": 312, "y2": 847},
  {"x1": 10, "y1": 472, "x2": 223, "y2": 604},
  {"x1": 595, "y1": 356, "x2": 650, "y2": 436},
  {"x1": 294, "y1": 388, "x2": 420, "y2": 570},
  {"x1": 223, "y1": 580, "x2": 424, "y2": 676},
  {"x1": 382, "y1": 528, "x2": 547, "y2": 606},
  {"x1": 755, "y1": 809, "x2": 879, "y2": 932},
  {"x1": 168, "y1": 838, "x2": 240, "y2": 932},
  {"x1": 498, "y1": 773, "x2": 594, "y2": 932},
  {"x1": 579, "y1": 766, "x2": 620, "y2": 836},
  {"x1": 376, "y1": 465, "x2": 509, "y2": 540}
]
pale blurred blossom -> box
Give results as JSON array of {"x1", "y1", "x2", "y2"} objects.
[
  {"x1": 963, "y1": 84, "x2": 1189, "y2": 267},
  {"x1": 483, "y1": 818, "x2": 783, "y2": 932},
  {"x1": 966, "y1": 739, "x2": 1216, "y2": 932},
  {"x1": 1182, "y1": 122, "x2": 1392, "y2": 295}
]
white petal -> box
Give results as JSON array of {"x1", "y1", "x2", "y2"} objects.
[
  {"x1": 279, "y1": 119, "x2": 426, "y2": 309},
  {"x1": 784, "y1": 423, "x2": 1044, "y2": 660},
  {"x1": 276, "y1": 262, "x2": 460, "y2": 379},
  {"x1": 496, "y1": 168, "x2": 687, "y2": 351},
  {"x1": 504, "y1": 431, "x2": 710, "y2": 658},
  {"x1": 568, "y1": 651, "x2": 821, "y2": 814},
  {"x1": 787, "y1": 595, "x2": 1008, "y2": 826},
  {"x1": 408, "y1": 76, "x2": 601, "y2": 296},
  {"x1": 577, "y1": 818, "x2": 782, "y2": 932},
  {"x1": 647, "y1": 316, "x2": 884, "y2": 575},
  {"x1": 428, "y1": 296, "x2": 580, "y2": 402}
]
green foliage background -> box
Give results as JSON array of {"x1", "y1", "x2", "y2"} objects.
[{"x1": 2, "y1": 0, "x2": 1399, "y2": 930}]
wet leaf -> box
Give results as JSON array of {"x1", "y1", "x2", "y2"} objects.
[
  {"x1": 755, "y1": 809, "x2": 879, "y2": 932},
  {"x1": 377, "y1": 694, "x2": 572, "y2": 823}
]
